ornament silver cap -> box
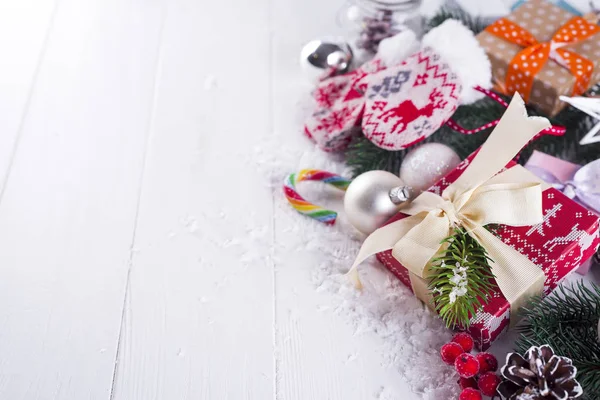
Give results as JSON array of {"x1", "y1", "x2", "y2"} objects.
[
  {"x1": 389, "y1": 185, "x2": 413, "y2": 204},
  {"x1": 300, "y1": 39, "x2": 353, "y2": 82}
]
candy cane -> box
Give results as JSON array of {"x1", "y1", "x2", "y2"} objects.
[{"x1": 284, "y1": 169, "x2": 351, "y2": 224}]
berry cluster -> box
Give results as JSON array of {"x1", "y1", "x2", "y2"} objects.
[{"x1": 440, "y1": 333, "x2": 500, "y2": 400}]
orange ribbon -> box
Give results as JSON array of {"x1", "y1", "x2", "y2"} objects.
[{"x1": 486, "y1": 17, "x2": 600, "y2": 101}]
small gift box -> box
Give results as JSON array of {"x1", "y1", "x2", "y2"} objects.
[
  {"x1": 524, "y1": 151, "x2": 600, "y2": 215},
  {"x1": 349, "y1": 95, "x2": 600, "y2": 350},
  {"x1": 477, "y1": 0, "x2": 600, "y2": 116},
  {"x1": 511, "y1": 0, "x2": 583, "y2": 15}
]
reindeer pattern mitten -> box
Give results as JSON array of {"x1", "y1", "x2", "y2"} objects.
[
  {"x1": 362, "y1": 47, "x2": 462, "y2": 150},
  {"x1": 303, "y1": 29, "x2": 420, "y2": 152},
  {"x1": 304, "y1": 59, "x2": 385, "y2": 152},
  {"x1": 303, "y1": 20, "x2": 491, "y2": 152}
]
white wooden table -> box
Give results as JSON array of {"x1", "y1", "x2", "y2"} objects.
[{"x1": 0, "y1": 1, "x2": 598, "y2": 399}]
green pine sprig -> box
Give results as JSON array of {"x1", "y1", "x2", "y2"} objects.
[
  {"x1": 516, "y1": 282, "x2": 600, "y2": 400},
  {"x1": 427, "y1": 5, "x2": 489, "y2": 34},
  {"x1": 344, "y1": 6, "x2": 600, "y2": 178},
  {"x1": 428, "y1": 228, "x2": 497, "y2": 329}
]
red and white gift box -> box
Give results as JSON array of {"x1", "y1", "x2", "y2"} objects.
[{"x1": 376, "y1": 153, "x2": 600, "y2": 350}]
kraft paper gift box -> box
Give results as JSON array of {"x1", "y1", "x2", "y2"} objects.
[{"x1": 477, "y1": 0, "x2": 600, "y2": 116}]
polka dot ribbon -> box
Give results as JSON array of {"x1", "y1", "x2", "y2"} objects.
[
  {"x1": 445, "y1": 86, "x2": 566, "y2": 137},
  {"x1": 486, "y1": 17, "x2": 600, "y2": 102},
  {"x1": 284, "y1": 170, "x2": 351, "y2": 225}
]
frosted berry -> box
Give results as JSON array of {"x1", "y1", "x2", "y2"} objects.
[
  {"x1": 452, "y1": 332, "x2": 474, "y2": 353},
  {"x1": 476, "y1": 352, "x2": 498, "y2": 373},
  {"x1": 440, "y1": 342, "x2": 464, "y2": 365},
  {"x1": 478, "y1": 371, "x2": 501, "y2": 397},
  {"x1": 455, "y1": 353, "x2": 480, "y2": 378},
  {"x1": 458, "y1": 377, "x2": 477, "y2": 390},
  {"x1": 459, "y1": 388, "x2": 482, "y2": 400}
]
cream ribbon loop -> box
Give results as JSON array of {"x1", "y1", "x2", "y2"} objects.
[
  {"x1": 438, "y1": 200, "x2": 461, "y2": 226},
  {"x1": 348, "y1": 94, "x2": 550, "y2": 312}
]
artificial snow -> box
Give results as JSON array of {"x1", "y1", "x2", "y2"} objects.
[
  {"x1": 448, "y1": 262, "x2": 469, "y2": 304},
  {"x1": 250, "y1": 97, "x2": 461, "y2": 397}
]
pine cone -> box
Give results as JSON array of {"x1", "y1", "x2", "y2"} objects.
[{"x1": 497, "y1": 345, "x2": 583, "y2": 400}]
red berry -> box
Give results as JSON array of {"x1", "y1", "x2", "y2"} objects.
[
  {"x1": 440, "y1": 342, "x2": 464, "y2": 365},
  {"x1": 459, "y1": 377, "x2": 477, "y2": 390},
  {"x1": 452, "y1": 332, "x2": 474, "y2": 353},
  {"x1": 455, "y1": 353, "x2": 480, "y2": 378},
  {"x1": 478, "y1": 372, "x2": 501, "y2": 397},
  {"x1": 459, "y1": 388, "x2": 482, "y2": 400},
  {"x1": 476, "y1": 352, "x2": 498, "y2": 373}
]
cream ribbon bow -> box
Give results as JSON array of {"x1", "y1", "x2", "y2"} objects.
[{"x1": 349, "y1": 94, "x2": 550, "y2": 313}]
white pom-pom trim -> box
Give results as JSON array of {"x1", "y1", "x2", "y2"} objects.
[
  {"x1": 422, "y1": 19, "x2": 492, "y2": 104},
  {"x1": 376, "y1": 30, "x2": 419, "y2": 68}
]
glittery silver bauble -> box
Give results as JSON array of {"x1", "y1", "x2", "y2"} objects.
[
  {"x1": 300, "y1": 39, "x2": 353, "y2": 82},
  {"x1": 400, "y1": 143, "x2": 461, "y2": 194},
  {"x1": 344, "y1": 170, "x2": 413, "y2": 235}
]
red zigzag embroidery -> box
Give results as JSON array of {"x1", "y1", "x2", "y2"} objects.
[{"x1": 363, "y1": 51, "x2": 460, "y2": 150}]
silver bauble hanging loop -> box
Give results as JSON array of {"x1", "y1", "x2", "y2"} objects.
[{"x1": 344, "y1": 170, "x2": 414, "y2": 235}]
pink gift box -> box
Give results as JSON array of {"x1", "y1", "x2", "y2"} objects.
[{"x1": 525, "y1": 150, "x2": 582, "y2": 181}]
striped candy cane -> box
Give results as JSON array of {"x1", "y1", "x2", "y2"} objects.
[{"x1": 284, "y1": 169, "x2": 352, "y2": 225}]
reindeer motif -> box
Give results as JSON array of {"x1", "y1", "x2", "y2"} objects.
[
  {"x1": 377, "y1": 89, "x2": 447, "y2": 135},
  {"x1": 544, "y1": 224, "x2": 597, "y2": 266}
]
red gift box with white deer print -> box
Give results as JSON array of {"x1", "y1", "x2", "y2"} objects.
[{"x1": 376, "y1": 154, "x2": 600, "y2": 350}]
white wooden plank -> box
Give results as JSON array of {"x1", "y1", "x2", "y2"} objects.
[
  {"x1": 0, "y1": 0, "x2": 57, "y2": 194},
  {"x1": 0, "y1": 0, "x2": 166, "y2": 398},
  {"x1": 110, "y1": 0, "x2": 274, "y2": 398}
]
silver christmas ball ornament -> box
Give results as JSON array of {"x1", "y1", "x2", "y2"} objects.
[
  {"x1": 400, "y1": 143, "x2": 461, "y2": 194},
  {"x1": 344, "y1": 170, "x2": 413, "y2": 235},
  {"x1": 300, "y1": 39, "x2": 353, "y2": 82}
]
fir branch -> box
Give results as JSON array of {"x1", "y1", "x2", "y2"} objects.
[
  {"x1": 521, "y1": 103, "x2": 600, "y2": 165},
  {"x1": 516, "y1": 282, "x2": 600, "y2": 400},
  {"x1": 344, "y1": 73, "x2": 600, "y2": 178},
  {"x1": 428, "y1": 228, "x2": 496, "y2": 329},
  {"x1": 427, "y1": 3, "x2": 600, "y2": 164},
  {"x1": 344, "y1": 7, "x2": 600, "y2": 177},
  {"x1": 426, "y1": 5, "x2": 489, "y2": 34}
]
